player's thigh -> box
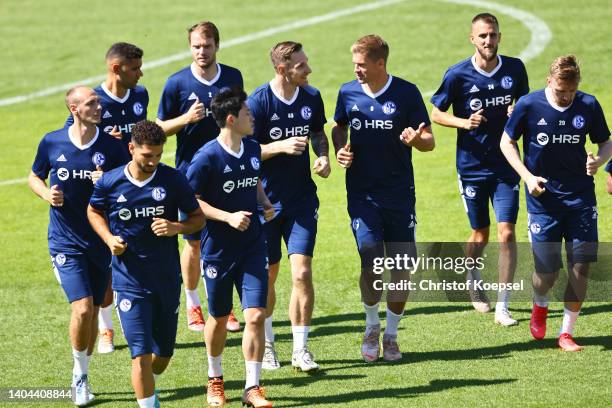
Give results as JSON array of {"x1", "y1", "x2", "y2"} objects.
[
  {"x1": 458, "y1": 178, "x2": 491, "y2": 229},
  {"x1": 283, "y1": 204, "x2": 318, "y2": 259},
  {"x1": 263, "y1": 212, "x2": 284, "y2": 265},
  {"x1": 201, "y1": 259, "x2": 235, "y2": 318},
  {"x1": 50, "y1": 249, "x2": 94, "y2": 304},
  {"x1": 235, "y1": 238, "x2": 268, "y2": 311},
  {"x1": 152, "y1": 285, "x2": 181, "y2": 358},
  {"x1": 86, "y1": 253, "x2": 112, "y2": 307},
  {"x1": 115, "y1": 291, "x2": 154, "y2": 358},
  {"x1": 492, "y1": 179, "x2": 520, "y2": 224},
  {"x1": 348, "y1": 198, "x2": 385, "y2": 265},
  {"x1": 528, "y1": 212, "x2": 563, "y2": 274},
  {"x1": 564, "y1": 207, "x2": 598, "y2": 265}
]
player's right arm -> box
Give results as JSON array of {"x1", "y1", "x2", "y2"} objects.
[
  {"x1": 331, "y1": 123, "x2": 352, "y2": 168},
  {"x1": 260, "y1": 137, "x2": 309, "y2": 160},
  {"x1": 156, "y1": 79, "x2": 204, "y2": 136},
  {"x1": 431, "y1": 107, "x2": 487, "y2": 130},
  {"x1": 196, "y1": 197, "x2": 252, "y2": 232},
  {"x1": 28, "y1": 171, "x2": 64, "y2": 207},
  {"x1": 87, "y1": 205, "x2": 127, "y2": 255}
]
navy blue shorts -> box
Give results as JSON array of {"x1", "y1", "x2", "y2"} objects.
[
  {"x1": 201, "y1": 237, "x2": 268, "y2": 317},
  {"x1": 458, "y1": 177, "x2": 520, "y2": 229},
  {"x1": 528, "y1": 207, "x2": 598, "y2": 274},
  {"x1": 50, "y1": 247, "x2": 110, "y2": 306},
  {"x1": 263, "y1": 196, "x2": 319, "y2": 264},
  {"x1": 115, "y1": 286, "x2": 180, "y2": 359},
  {"x1": 348, "y1": 198, "x2": 417, "y2": 266}
]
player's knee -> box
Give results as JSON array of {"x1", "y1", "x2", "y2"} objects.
[
  {"x1": 132, "y1": 354, "x2": 153, "y2": 370},
  {"x1": 498, "y1": 228, "x2": 515, "y2": 243},
  {"x1": 244, "y1": 308, "x2": 266, "y2": 326},
  {"x1": 470, "y1": 228, "x2": 489, "y2": 244},
  {"x1": 292, "y1": 266, "x2": 313, "y2": 287},
  {"x1": 71, "y1": 298, "x2": 94, "y2": 320}
]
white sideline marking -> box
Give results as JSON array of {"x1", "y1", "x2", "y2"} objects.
[
  {"x1": 0, "y1": 0, "x2": 406, "y2": 107},
  {"x1": 0, "y1": 0, "x2": 551, "y2": 187}
]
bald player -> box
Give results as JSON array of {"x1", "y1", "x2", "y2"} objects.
[{"x1": 31, "y1": 86, "x2": 128, "y2": 406}]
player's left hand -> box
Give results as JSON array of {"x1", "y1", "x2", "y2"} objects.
[
  {"x1": 586, "y1": 152, "x2": 600, "y2": 175},
  {"x1": 507, "y1": 105, "x2": 515, "y2": 117},
  {"x1": 262, "y1": 202, "x2": 276, "y2": 222},
  {"x1": 91, "y1": 165, "x2": 103, "y2": 184},
  {"x1": 151, "y1": 217, "x2": 180, "y2": 236},
  {"x1": 312, "y1": 156, "x2": 331, "y2": 178},
  {"x1": 400, "y1": 122, "x2": 426, "y2": 147},
  {"x1": 109, "y1": 125, "x2": 123, "y2": 140}
]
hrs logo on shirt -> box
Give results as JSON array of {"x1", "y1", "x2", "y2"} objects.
[
  {"x1": 269, "y1": 125, "x2": 310, "y2": 140},
  {"x1": 469, "y1": 95, "x2": 512, "y2": 110},
  {"x1": 57, "y1": 167, "x2": 93, "y2": 181},
  {"x1": 535, "y1": 132, "x2": 581, "y2": 146},
  {"x1": 118, "y1": 206, "x2": 165, "y2": 221}
]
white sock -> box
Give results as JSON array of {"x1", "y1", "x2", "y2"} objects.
[
  {"x1": 384, "y1": 308, "x2": 403, "y2": 337},
  {"x1": 264, "y1": 316, "x2": 274, "y2": 343},
  {"x1": 98, "y1": 305, "x2": 113, "y2": 331},
  {"x1": 364, "y1": 303, "x2": 380, "y2": 327},
  {"x1": 292, "y1": 326, "x2": 309, "y2": 352},
  {"x1": 560, "y1": 308, "x2": 580, "y2": 336},
  {"x1": 72, "y1": 348, "x2": 89, "y2": 376},
  {"x1": 495, "y1": 289, "x2": 511, "y2": 313},
  {"x1": 245, "y1": 361, "x2": 261, "y2": 389},
  {"x1": 533, "y1": 292, "x2": 549, "y2": 308},
  {"x1": 207, "y1": 354, "x2": 222, "y2": 378},
  {"x1": 185, "y1": 288, "x2": 201, "y2": 309},
  {"x1": 137, "y1": 395, "x2": 156, "y2": 408}
]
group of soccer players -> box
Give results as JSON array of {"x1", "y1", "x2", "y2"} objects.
[{"x1": 28, "y1": 12, "x2": 611, "y2": 408}]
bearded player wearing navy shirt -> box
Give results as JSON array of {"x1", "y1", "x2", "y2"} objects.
[
  {"x1": 333, "y1": 35, "x2": 435, "y2": 362},
  {"x1": 500, "y1": 56, "x2": 611, "y2": 352},
  {"x1": 431, "y1": 13, "x2": 529, "y2": 325},
  {"x1": 88, "y1": 121, "x2": 204, "y2": 408},
  {"x1": 29, "y1": 86, "x2": 128, "y2": 406},
  {"x1": 66, "y1": 42, "x2": 148, "y2": 354},
  {"x1": 157, "y1": 21, "x2": 244, "y2": 333},
  {"x1": 247, "y1": 41, "x2": 331, "y2": 372},
  {"x1": 187, "y1": 88, "x2": 275, "y2": 407}
]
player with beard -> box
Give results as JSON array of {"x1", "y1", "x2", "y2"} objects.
[
  {"x1": 431, "y1": 13, "x2": 529, "y2": 324},
  {"x1": 157, "y1": 21, "x2": 243, "y2": 334}
]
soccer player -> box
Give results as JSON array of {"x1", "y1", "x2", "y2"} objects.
[
  {"x1": 157, "y1": 21, "x2": 243, "y2": 333},
  {"x1": 247, "y1": 41, "x2": 330, "y2": 371},
  {"x1": 500, "y1": 55, "x2": 611, "y2": 351},
  {"x1": 29, "y1": 86, "x2": 128, "y2": 406},
  {"x1": 332, "y1": 35, "x2": 435, "y2": 362},
  {"x1": 186, "y1": 88, "x2": 275, "y2": 407},
  {"x1": 87, "y1": 120, "x2": 205, "y2": 408},
  {"x1": 430, "y1": 13, "x2": 529, "y2": 325},
  {"x1": 66, "y1": 41, "x2": 148, "y2": 354}
]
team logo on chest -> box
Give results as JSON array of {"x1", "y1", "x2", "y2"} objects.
[
  {"x1": 92, "y1": 152, "x2": 106, "y2": 166},
  {"x1": 382, "y1": 101, "x2": 396, "y2": 115},
  {"x1": 469, "y1": 98, "x2": 483, "y2": 111},
  {"x1": 119, "y1": 208, "x2": 132, "y2": 221},
  {"x1": 269, "y1": 127, "x2": 283, "y2": 140},
  {"x1": 572, "y1": 115, "x2": 585, "y2": 129},
  {"x1": 57, "y1": 168, "x2": 70, "y2": 181},
  {"x1": 500, "y1": 76, "x2": 513, "y2": 89},
  {"x1": 152, "y1": 187, "x2": 166, "y2": 201},
  {"x1": 250, "y1": 157, "x2": 260, "y2": 170},
  {"x1": 301, "y1": 106, "x2": 312, "y2": 120},
  {"x1": 133, "y1": 102, "x2": 144, "y2": 116},
  {"x1": 536, "y1": 133, "x2": 549, "y2": 146}
]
